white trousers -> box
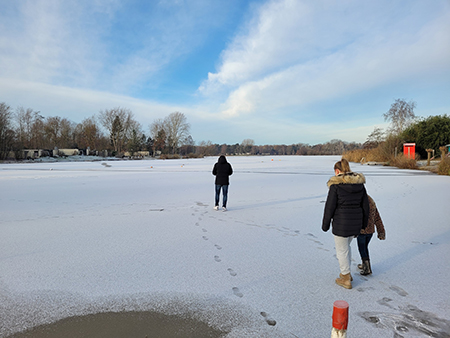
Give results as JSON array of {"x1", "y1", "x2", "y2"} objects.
[{"x1": 334, "y1": 235, "x2": 353, "y2": 275}]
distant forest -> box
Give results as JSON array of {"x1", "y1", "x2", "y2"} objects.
[
  {"x1": 3, "y1": 99, "x2": 448, "y2": 161},
  {"x1": 0, "y1": 103, "x2": 361, "y2": 160}
]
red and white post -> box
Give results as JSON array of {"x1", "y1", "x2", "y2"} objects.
[{"x1": 331, "y1": 300, "x2": 349, "y2": 338}]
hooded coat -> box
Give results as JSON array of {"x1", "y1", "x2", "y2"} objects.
[
  {"x1": 212, "y1": 156, "x2": 233, "y2": 185},
  {"x1": 322, "y1": 172, "x2": 369, "y2": 237}
]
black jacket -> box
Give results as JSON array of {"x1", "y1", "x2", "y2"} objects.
[
  {"x1": 322, "y1": 172, "x2": 369, "y2": 237},
  {"x1": 212, "y1": 156, "x2": 233, "y2": 185}
]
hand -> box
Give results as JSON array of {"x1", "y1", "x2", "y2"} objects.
[{"x1": 378, "y1": 233, "x2": 385, "y2": 240}]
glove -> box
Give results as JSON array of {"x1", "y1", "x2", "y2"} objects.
[{"x1": 378, "y1": 233, "x2": 385, "y2": 240}]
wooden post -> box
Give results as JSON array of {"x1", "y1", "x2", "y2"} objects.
[
  {"x1": 440, "y1": 146, "x2": 447, "y2": 161},
  {"x1": 331, "y1": 300, "x2": 349, "y2": 338},
  {"x1": 426, "y1": 149, "x2": 433, "y2": 166}
]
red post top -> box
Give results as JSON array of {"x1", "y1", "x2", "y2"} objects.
[{"x1": 332, "y1": 300, "x2": 349, "y2": 330}]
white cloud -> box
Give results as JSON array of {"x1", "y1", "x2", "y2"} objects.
[
  {"x1": 0, "y1": 0, "x2": 231, "y2": 93},
  {"x1": 0, "y1": 1, "x2": 116, "y2": 88},
  {"x1": 0, "y1": 78, "x2": 183, "y2": 129},
  {"x1": 199, "y1": 0, "x2": 450, "y2": 120}
]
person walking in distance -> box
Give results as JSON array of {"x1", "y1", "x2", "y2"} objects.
[
  {"x1": 357, "y1": 195, "x2": 386, "y2": 276},
  {"x1": 322, "y1": 159, "x2": 369, "y2": 289},
  {"x1": 212, "y1": 155, "x2": 233, "y2": 211}
]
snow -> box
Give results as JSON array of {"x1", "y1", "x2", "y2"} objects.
[{"x1": 1, "y1": 156, "x2": 449, "y2": 337}]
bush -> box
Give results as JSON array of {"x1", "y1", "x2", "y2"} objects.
[
  {"x1": 438, "y1": 158, "x2": 450, "y2": 176},
  {"x1": 389, "y1": 154, "x2": 417, "y2": 170},
  {"x1": 343, "y1": 146, "x2": 390, "y2": 163},
  {"x1": 344, "y1": 148, "x2": 419, "y2": 170},
  {"x1": 160, "y1": 154, "x2": 181, "y2": 159},
  {"x1": 392, "y1": 155, "x2": 413, "y2": 168},
  {"x1": 183, "y1": 153, "x2": 203, "y2": 159}
]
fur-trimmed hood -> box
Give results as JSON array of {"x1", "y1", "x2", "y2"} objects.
[{"x1": 327, "y1": 172, "x2": 366, "y2": 188}]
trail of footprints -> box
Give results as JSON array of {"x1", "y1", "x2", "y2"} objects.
[
  {"x1": 192, "y1": 202, "x2": 423, "y2": 332},
  {"x1": 192, "y1": 202, "x2": 277, "y2": 327}
]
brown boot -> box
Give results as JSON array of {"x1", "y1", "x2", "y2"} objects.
[
  {"x1": 340, "y1": 273, "x2": 353, "y2": 281},
  {"x1": 336, "y1": 273, "x2": 352, "y2": 289}
]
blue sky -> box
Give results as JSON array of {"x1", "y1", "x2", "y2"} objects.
[{"x1": 1, "y1": 0, "x2": 449, "y2": 145}]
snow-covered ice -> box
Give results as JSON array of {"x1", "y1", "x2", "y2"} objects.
[{"x1": 1, "y1": 156, "x2": 449, "y2": 337}]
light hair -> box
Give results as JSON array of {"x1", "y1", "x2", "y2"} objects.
[{"x1": 334, "y1": 158, "x2": 351, "y2": 173}]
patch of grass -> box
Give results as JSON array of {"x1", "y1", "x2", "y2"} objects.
[
  {"x1": 438, "y1": 158, "x2": 450, "y2": 176},
  {"x1": 183, "y1": 153, "x2": 203, "y2": 159},
  {"x1": 389, "y1": 154, "x2": 417, "y2": 170},
  {"x1": 343, "y1": 146, "x2": 391, "y2": 163},
  {"x1": 344, "y1": 147, "x2": 419, "y2": 170},
  {"x1": 160, "y1": 154, "x2": 181, "y2": 159}
]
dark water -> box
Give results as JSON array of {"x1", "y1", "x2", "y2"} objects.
[{"x1": 7, "y1": 311, "x2": 227, "y2": 338}]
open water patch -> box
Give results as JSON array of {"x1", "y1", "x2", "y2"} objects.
[
  {"x1": 6, "y1": 311, "x2": 226, "y2": 338},
  {"x1": 0, "y1": 290, "x2": 291, "y2": 338}
]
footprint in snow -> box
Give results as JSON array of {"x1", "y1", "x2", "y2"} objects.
[
  {"x1": 227, "y1": 268, "x2": 237, "y2": 276},
  {"x1": 232, "y1": 287, "x2": 243, "y2": 298},
  {"x1": 356, "y1": 286, "x2": 375, "y2": 292},
  {"x1": 214, "y1": 255, "x2": 221, "y2": 262},
  {"x1": 377, "y1": 297, "x2": 394, "y2": 308},
  {"x1": 214, "y1": 244, "x2": 222, "y2": 250},
  {"x1": 202, "y1": 236, "x2": 208, "y2": 241},
  {"x1": 389, "y1": 285, "x2": 408, "y2": 297},
  {"x1": 260, "y1": 312, "x2": 277, "y2": 326}
]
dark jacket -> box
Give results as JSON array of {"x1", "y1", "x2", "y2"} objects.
[
  {"x1": 322, "y1": 172, "x2": 369, "y2": 237},
  {"x1": 212, "y1": 156, "x2": 233, "y2": 185}
]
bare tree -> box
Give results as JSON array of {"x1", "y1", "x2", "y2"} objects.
[
  {"x1": 0, "y1": 102, "x2": 15, "y2": 160},
  {"x1": 98, "y1": 107, "x2": 135, "y2": 153},
  {"x1": 150, "y1": 118, "x2": 166, "y2": 155},
  {"x1": 384, "y1": 99, "x2": 416, "y2": 135},
  {"x1": 75, "y1": 116, "x2": 104, "y2": 151},
  {"x1": 150, "y1": 112, "x2": 190, "y2": 155},
  {"x1": 43, "y1": 116, "x2": 75, "y2": 148},
  {"x1": 164, "y1": 112, "x2": 190, "y2": 154},
  {"x1": 364, "y1": 127, "x2": 385, "y2": 148},
  {"x1": 241, "y1": 139, "x2": 255, "y2": 153},
  {"x1": 16, "y1": 107, "x2": 35, "y2": 149}
]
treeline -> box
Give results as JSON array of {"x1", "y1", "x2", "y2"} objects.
[
  {"x1": 0, "y1": 101, "x2": 362, "y2": 160},
  {"x1": 194, "y1": 139, "x2": 361, "y2": 157}
]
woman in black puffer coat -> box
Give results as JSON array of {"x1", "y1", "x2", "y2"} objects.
[
  {"x1": 322, "y1": 158, "x2": 369, "y2": 289},
  {"x1": 212, "y1": 155, "x2": 233, "y2": 211}
]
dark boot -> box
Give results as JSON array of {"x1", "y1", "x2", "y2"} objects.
[{"x1": 360, "y1": 258, "x2": 372, "y2": 276}]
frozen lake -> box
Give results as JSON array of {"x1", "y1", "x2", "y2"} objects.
[{"x1": 1, "y1": 156, "x2": 449, "y2": 337}]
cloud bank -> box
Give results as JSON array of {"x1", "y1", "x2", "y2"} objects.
[{"x1": 1, "y1": 0, "x2": 449, "y2": 144}]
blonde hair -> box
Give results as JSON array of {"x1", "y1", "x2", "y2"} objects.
[{"x1": 334, "y1": 158, "x2": 351, "y2": 173}]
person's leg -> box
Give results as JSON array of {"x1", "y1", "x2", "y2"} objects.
[
  {"x1": 334, "y1": 235, "x2": 353, "y2": 275},
  {"x1": 364, "y1": 233, "x2": 373, "y2": 258},
  {"x1": 359, "y1": 234, "x2": 373, "y2": 275},
  {"x1": 357, "y1": 234, "x2": 372, "y2": 260},
  {"x1": 334, "y1": 235, "x2": 353, "y2": 289},
  {"x1": 222, "y1": 185, "x2": 229, "y2": 208},
  {"x1": 215, "y1": 185, "x2": 221, "y2": 208}
]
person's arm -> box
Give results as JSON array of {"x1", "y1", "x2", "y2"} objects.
[
  {"x1": 374, "y1": 207, "x2": 386, "y2": 240},
  {"x1": 322, "y1": 186, "x2": 337, "y2": 232}
]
